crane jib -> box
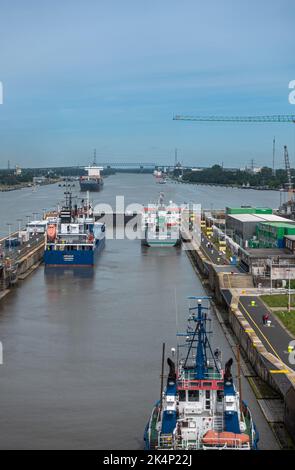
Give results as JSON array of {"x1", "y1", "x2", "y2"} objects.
[{"x1": 173, "y1": 115, "x2": 295, "y2": 123}]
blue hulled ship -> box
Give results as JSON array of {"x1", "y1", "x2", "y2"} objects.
[
  {"x1": 44, "y1": 192, "x2": 105, "y2": 267},
  {"x1": 144, "y1": 296, "x2": 259, "y2": 450}
]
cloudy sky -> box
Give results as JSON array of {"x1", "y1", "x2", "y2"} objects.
[{"x1": 0, "y1": 0, "x2": 294, "y2": 167}]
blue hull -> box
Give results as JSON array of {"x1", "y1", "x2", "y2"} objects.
[
  {"x1": 79, "y1": 180, "x2": 103, "y2": 192},
  {"x1": 44, "y1": 238, "x2": 105, "y2": 267}
]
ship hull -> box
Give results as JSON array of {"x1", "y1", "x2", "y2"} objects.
[
  {"x1": 142, "y1": 228, "x2": 181, "y2": 247},
  {"x1": 144, "y1": 400, "x2": 258, "y2": 450},
  {"x1": 79, "y1": 180, "x2": 103, "y2": 192},
  {"x1": 44, "y1": 238, "x2": 105, "y2": 267},
  {"x1": 143, "y1": 238, "x2": 180, "y2": 247}
]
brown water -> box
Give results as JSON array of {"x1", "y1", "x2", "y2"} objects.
[{"x1": 0, "y1": 175, "x2": 280, "y2": 449}]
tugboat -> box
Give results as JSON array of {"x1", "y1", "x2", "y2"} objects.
[
  {"x1": 79, "y1": 150, "x2": 104, "y2": 192},
  {"x1": 144, "y1": 296, "x2": 259, "y2": 450},
  {"x1": 141, "y1": 193, "x2": 181, "y2": 247},
  {"x1": 44, "y1": 191, "x2": 105, "y2": 267}
]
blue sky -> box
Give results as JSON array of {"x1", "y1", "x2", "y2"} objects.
[{"x1": 0, "y1": 0, "x2": 295, "y2": 168}]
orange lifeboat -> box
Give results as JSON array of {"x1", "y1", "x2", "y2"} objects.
[
  {"x1": 47, "y1": 224, "x2": 57, "y2": 242},
  {"x1": 202, "y1": 430, "x2": 250, "y2": 448}
]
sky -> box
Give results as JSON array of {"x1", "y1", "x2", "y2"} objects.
[{"x1": 0, "y1": 0, "x2": 295, "y2": 168}]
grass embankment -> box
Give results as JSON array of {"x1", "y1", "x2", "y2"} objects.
[
  {"x1": 274, "y1": 311, "x2": 295, "y2": 337},
  {"x1": 261, "y1": 294, "x2": 295, "y2": 309},
  {"x1": 261, "y1": 294, "x2": 295, "y2": 336}
]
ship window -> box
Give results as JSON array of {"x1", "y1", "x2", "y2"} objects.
[
  {"x1": 217, "y1": 390, "x2": 224, "y2": 402},
  {"x1": 178, "y1": 390, "x2": 186, "y2": 402},
  {"x1": 205, "y1": 390, "x2": 211, "y2": 410},
  {"x1": 188, "y1": 390, "x2": 199, "y2": 402}
]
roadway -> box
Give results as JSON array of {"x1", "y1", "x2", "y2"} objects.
[
  {"x1": 200, "y1": 232, "x2": 228, "y2": 265},
  {"x1": 0, "y1": 234, "x2": 45, "y2": 266},
  {"x1": 239, "y1": 296, "x2": 294, "y2": 370},
  {"x1": 199, "y1": 229, "x2": 295, "y2": 375},
  {"x1": 200, "y1": 230, "x2": 248, "y2": 275}
]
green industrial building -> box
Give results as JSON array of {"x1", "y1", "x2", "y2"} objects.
[
  {"x1": 256, "y1": 222, "x2": 295, "y2": 248},
  {"x1": 226, "y1": 206, "x2": 273, "y2": 215}
]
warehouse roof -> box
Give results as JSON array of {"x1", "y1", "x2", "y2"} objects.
[
  {"x1": 257, "y1": 214, "x2": 295, "y2": 223},
  {"x1": 259, "y1": 222, "x2": 295, "y2": 228},
  {"x1": 227, "y1": 213, "x2": 295, "y2": 224},
  {"x1": 245, "y1": 248, "x2": 295, "y2": 258},
  {"x1": 227, "y1": 214, "x2": 262, "y2": 222}
]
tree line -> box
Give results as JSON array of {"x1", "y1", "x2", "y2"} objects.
[{"x1": 180, "y1": 165, "x2": 291, "y2": 189}]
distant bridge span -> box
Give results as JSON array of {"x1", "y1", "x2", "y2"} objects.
[
  {"x1": 29, "y1": 162, "x2": 199, "y2": 171},
  {"x1": 95, "y1": 162, "x2": 157, "y2": 168}
]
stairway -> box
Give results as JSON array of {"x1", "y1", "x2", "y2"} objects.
[{"x1": 213, "y1": 414, "x2": 224, "y2": 432}]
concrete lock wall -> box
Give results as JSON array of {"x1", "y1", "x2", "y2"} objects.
[
  {"x1": 17, "y1": 242, "x2": 44, "y2": 277},
  {"x1": 285, "y1": 386, "x2": 295, "y2": 440},
  {"x1": 186, "y1": 243, "x2": 295, "y2": 442},
  {"x1": 228, "y1": 301, "x2": 295, "y2": 441}
]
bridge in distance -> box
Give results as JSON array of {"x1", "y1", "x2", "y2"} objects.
[{"x1": 40, "y1": 162, "x2": 203, "y2": 171}]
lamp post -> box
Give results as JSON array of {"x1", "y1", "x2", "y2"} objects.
[
  {"x1": 270, "y1": 257, "x2": 273, "y2": 293},
  {"x1": 17, "y1": 218, "x2": 22, "y2": 236},
  {"x1": 286, "y1": 268, "x2": 291, "y2": 312},
  {"x1": 279, "y1": 188, "x2": 284, "y2": 209},
  {"x1": 289, "y1": 268, "x2": 291, "y2": 313},
  {"x1": 6, "y1": 223, "x2": 12, "y2": 251}
]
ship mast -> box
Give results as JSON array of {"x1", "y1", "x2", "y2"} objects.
[
  {"x1": 181, "y1": 297, "x2": 220, "y2": 379},
  {"x1": 93, "y1": 148, "x2": 97, "y2": 166}
]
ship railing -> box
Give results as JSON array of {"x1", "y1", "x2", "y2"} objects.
[
  {"x1": 46, "y1": 242, "x2": 94, "y2": 249},
  {"x1": 56, "y1": 231, "x2": 89, "y2": 237},
  {"x1": 178, "y1": 370, "x2": 223, "y2": 381},
  {"x1": 241, "y1": 401, "x2": 257, "y2": 448},
  {"x1": 177, "y1": 439, "x2": 200, "y2": 450},
  {"x1": 177, "y1": 379, "x2": 224, "y2": 391},
  {"x1": 145, "y1": 404, "x2": 161, "y2": 449}
]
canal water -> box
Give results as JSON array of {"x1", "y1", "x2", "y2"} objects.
[{"x1": 0, "y1": 175, "x2": 279, "y2": 449}]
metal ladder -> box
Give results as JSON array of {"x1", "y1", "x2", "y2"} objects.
[{"x1": 213, "y1": 414, "x2": 224, "y2": 432}]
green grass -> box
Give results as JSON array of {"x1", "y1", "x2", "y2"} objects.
[
  {"x1": 273, "y1": 311, "x2": 295, "y2": 337},
  {"x1": 261, "y1": 294, "x2": 295, "y2": 308}
]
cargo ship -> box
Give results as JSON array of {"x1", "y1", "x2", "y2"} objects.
[
  {"x1": 142, "y1": 194, "x2": 181, "y2": 247},
  {"x1": 144, "y1": 296, "x2": 259, "y2": 450},
  {"x1": 44, "y1": 192, "x2": 105, "y2": 267},
  {"x1": 153, "y1": 169, "x2": 166, "y2": 184},
  {"x1": 79, "y1": 150, "x2": 104, "y2": 192}
]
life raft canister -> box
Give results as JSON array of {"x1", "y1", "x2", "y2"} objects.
[{"x1": 202, "y1": 430, "x2": 250, "y2": 447}]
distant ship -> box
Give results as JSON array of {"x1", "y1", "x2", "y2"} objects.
[
  {"x1": 80, "y1": 150, "x2": 104, "y2": 192},
  {"x1": 141, "y1": 193, "x2": 181, "y2": 247},
  {"x1": 154, "y1": 169, "x2": 166, "y2": 184},
  {"x1": 144, "y1": 296, "x2": 259, "y2": 450},
  {"x1": 44, "y1": 191, "x2": 105, "y2": 267}
]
